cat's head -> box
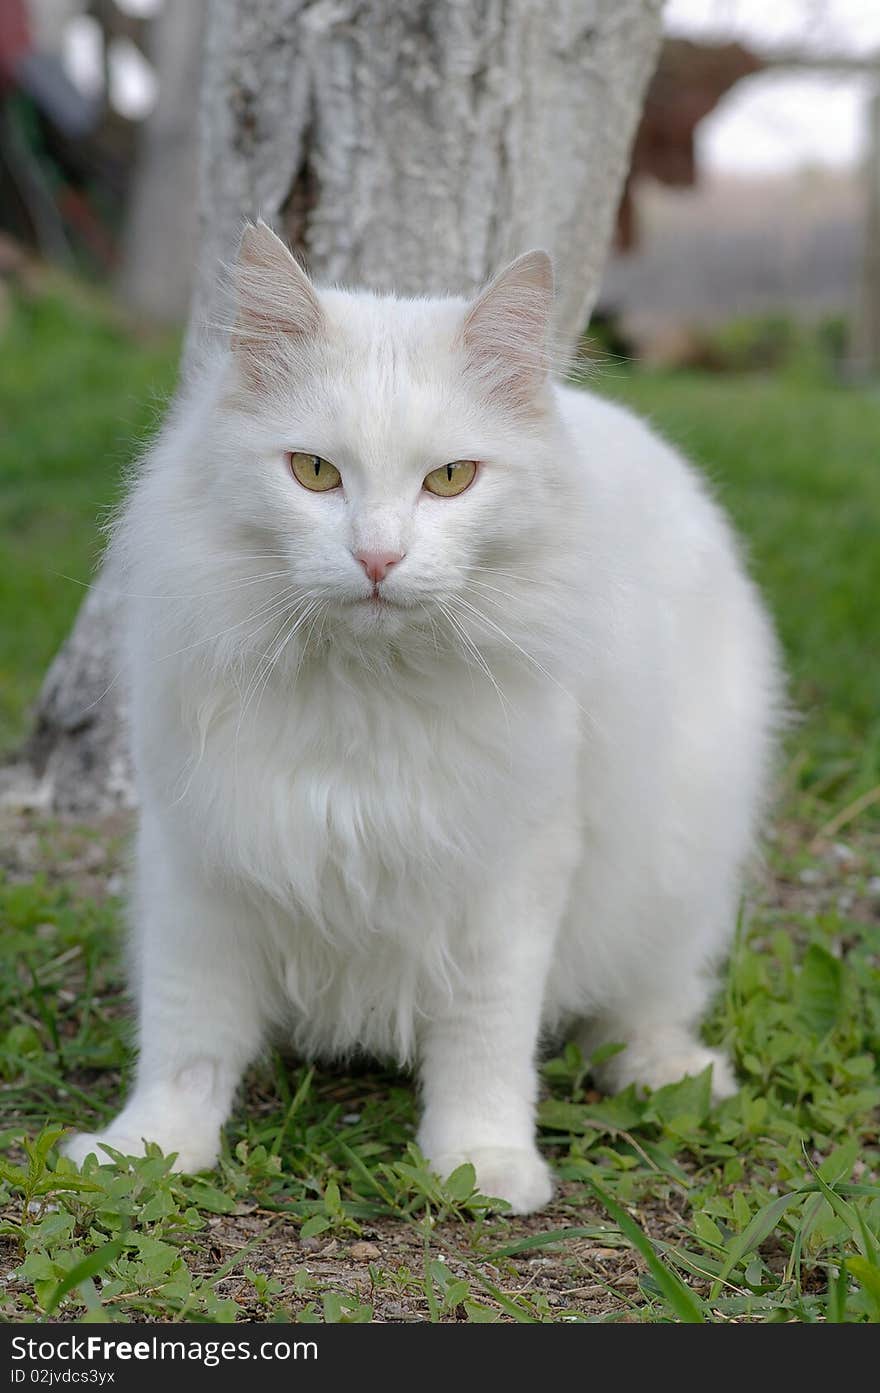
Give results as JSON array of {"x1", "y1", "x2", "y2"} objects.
[{"x1": 195, "y1": 221, "x2": 580, "y2": 658}]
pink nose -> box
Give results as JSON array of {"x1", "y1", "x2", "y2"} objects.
[{"x1": 355, "y1": 550, "x2": 405, "y2": 584}]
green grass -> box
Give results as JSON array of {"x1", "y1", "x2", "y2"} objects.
[
  {"x1": 1, "y1": 288, "x2": 879, "y2": 1322},
  {"x1": 0, "y1": 286, "x2": 178, "y2": 752}
]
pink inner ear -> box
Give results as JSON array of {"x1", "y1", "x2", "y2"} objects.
[
  {"x1": 233, "y1": 221, "x2": 323, "y2": 353},
  {"x1": 461, "y1": 251, "x2": 554, "y2": 406}
]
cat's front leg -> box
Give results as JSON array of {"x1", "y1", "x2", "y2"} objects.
[
  {"x1": 64, "y1": 818, "x2": 271, "y2": 1171},
  {"x1": 416, "y1": 828, "x2": 577, "y2": 1216},
  {"x1": 417, "y1": 931, "x2": 554, "y2": 1214}
]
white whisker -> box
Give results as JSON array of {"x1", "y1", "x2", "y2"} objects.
[
  {"x1": 232, "y1": 595, "x2": 323, "y2": 766},
  {"x1": 417, "y1": 601, "x2": 443, "y2": 657},
  {"x1": 154, "y1": 583, "x2": 307, "y2": 664},
  {"x1": 436, "y1": 599, "x2": 512, "y2": 738},
  {"x1": 469, "y1": 564, "x2": 537, "y2": 584},
  {"x1": 449, "y1": 591, "x2": 588, "y2": 722},
  {"x1": 464, "y1": 576, "x2": 523, "y2": 606},
  {"x1": 49, "y1": 567, "x2": 294, "y2": 600}
]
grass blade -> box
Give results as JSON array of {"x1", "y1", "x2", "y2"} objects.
[
  {"x1": 586, "y1": 1176, "x2": 706, "y2": 1323},
  {"x1": 490, "y1": 1226, "x2": 622, "y2": 1259},
  {"x1": 44, "y1": 1238, "x2": 125, "y2": 1315},
  {"x1": 710, "y1": 1191, "x2": 805, "y2": 1300}
]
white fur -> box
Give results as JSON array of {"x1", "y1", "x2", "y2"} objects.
[{"x1": 64, "y1": 228, "x2": 781, "y2": 1213}]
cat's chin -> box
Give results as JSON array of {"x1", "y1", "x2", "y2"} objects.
[{"x1": 335, "y1": 594, "x2": 413, "y2": 638}]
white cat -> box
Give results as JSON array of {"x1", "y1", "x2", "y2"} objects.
[{"x1": 64, "y1": 222, "x2": 781, "y2": 1214}]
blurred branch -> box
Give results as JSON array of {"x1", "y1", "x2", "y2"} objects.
[{"x1": 758, "y1": 49, "x2": 880, "y2": 75}]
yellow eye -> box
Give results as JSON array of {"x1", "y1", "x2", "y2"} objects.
[
  {"x1": 288, "y1": 451, "x2": 341, "y2": 492},
  {"x1": 423, "y1": 460, "x2": 477, "y2": 498}
]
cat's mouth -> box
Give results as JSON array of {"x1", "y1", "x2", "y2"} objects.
[
  {"x1": 335, "y1": 587, "x2": 416, "y2": 620},
  {"x1": 356, "y1": 588, "x2": 397, "y2": 606},
  {"x1": 340, "y1": 589, "x2": 414, "y2": 627}
]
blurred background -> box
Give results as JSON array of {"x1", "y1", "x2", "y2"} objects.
[
  {"x1": 1, "y1": 0, "x2": 878, "y2": 818},
  {"x1": 4, "y1": 0, "x2": 880, "y2": 366},
  {"x1": 3, "y1": 3, "x2": 879, "y2": 1328}
]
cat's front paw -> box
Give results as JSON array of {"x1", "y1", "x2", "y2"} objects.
[
  {"x1": 62, "y1": 1127, "x2": 218, "y2": 1173},
  {"x1": 430, "y1": 1146, "x2": 554, "y2": 1216}
]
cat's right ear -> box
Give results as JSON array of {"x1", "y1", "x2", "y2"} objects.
[
  {"x1": 232, "y1": 220, "x2": 323, "y2": 381},
  {"x1": 460, "y1": 250, "x2": 554, "y2": 411}
]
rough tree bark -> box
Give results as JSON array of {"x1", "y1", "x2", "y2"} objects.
[{"x1": 10, "y1": 0, "x2": 663, "y2": 816}]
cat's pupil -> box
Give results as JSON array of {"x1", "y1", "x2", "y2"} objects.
[
  {"x1": 446, "y1": 464, "x2": 453, "y2": 481},
  {"x1": 313, "y1": 456, "x2": 321, "y2": 476}
]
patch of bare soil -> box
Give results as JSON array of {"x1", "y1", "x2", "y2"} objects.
[
  {"x1": 187, "y1": 1187, "x2": 660, "y2": 1322},
  {"x1": 0, "y1": 807, "x2": 132, "y2": 902}
]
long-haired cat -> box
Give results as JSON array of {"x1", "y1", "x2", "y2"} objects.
[{"x1": 63, "y1": 222, "x2": 781, "y2": 1213}]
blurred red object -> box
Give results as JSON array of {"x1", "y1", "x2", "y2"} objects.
[
  {"x1": 617, "y1": 39, "x2": 763, "y2": 251},
  {"x1": 0, "y1": 0, "x2": 31, "y2": 85}
]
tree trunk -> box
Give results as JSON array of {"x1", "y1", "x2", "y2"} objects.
[
  {"x1": 190, "y1": 0, "x2": 663, "y2": 355},
  {"x1": 853, "y1": 85, "x2": 880, "y2": 379},
  {"x1": 117, "y1": 0, "x2": 207, "y2": 325},
  {"x1": 11, "y1": 0, "x2": 662, "y2": 816}
]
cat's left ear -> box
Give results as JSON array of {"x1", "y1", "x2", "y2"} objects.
[
  {"x1": 460, "y1": 250, "x2": 554, "y2": 408},
  {"x1": 232, "y1": 219, "x2": 323, "y2": 377}
]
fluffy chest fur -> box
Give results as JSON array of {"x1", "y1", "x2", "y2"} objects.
[{"x1": 138, "y1": 646, "x2": 578, "y2": 1059}]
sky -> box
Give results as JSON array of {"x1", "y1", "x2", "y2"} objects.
[
  {"x1": 59, "y1": 0, "x2": 880, "y2": 175},
  {"x1": 665, "y1": 0, "x2": 880, "y2": 173}
]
